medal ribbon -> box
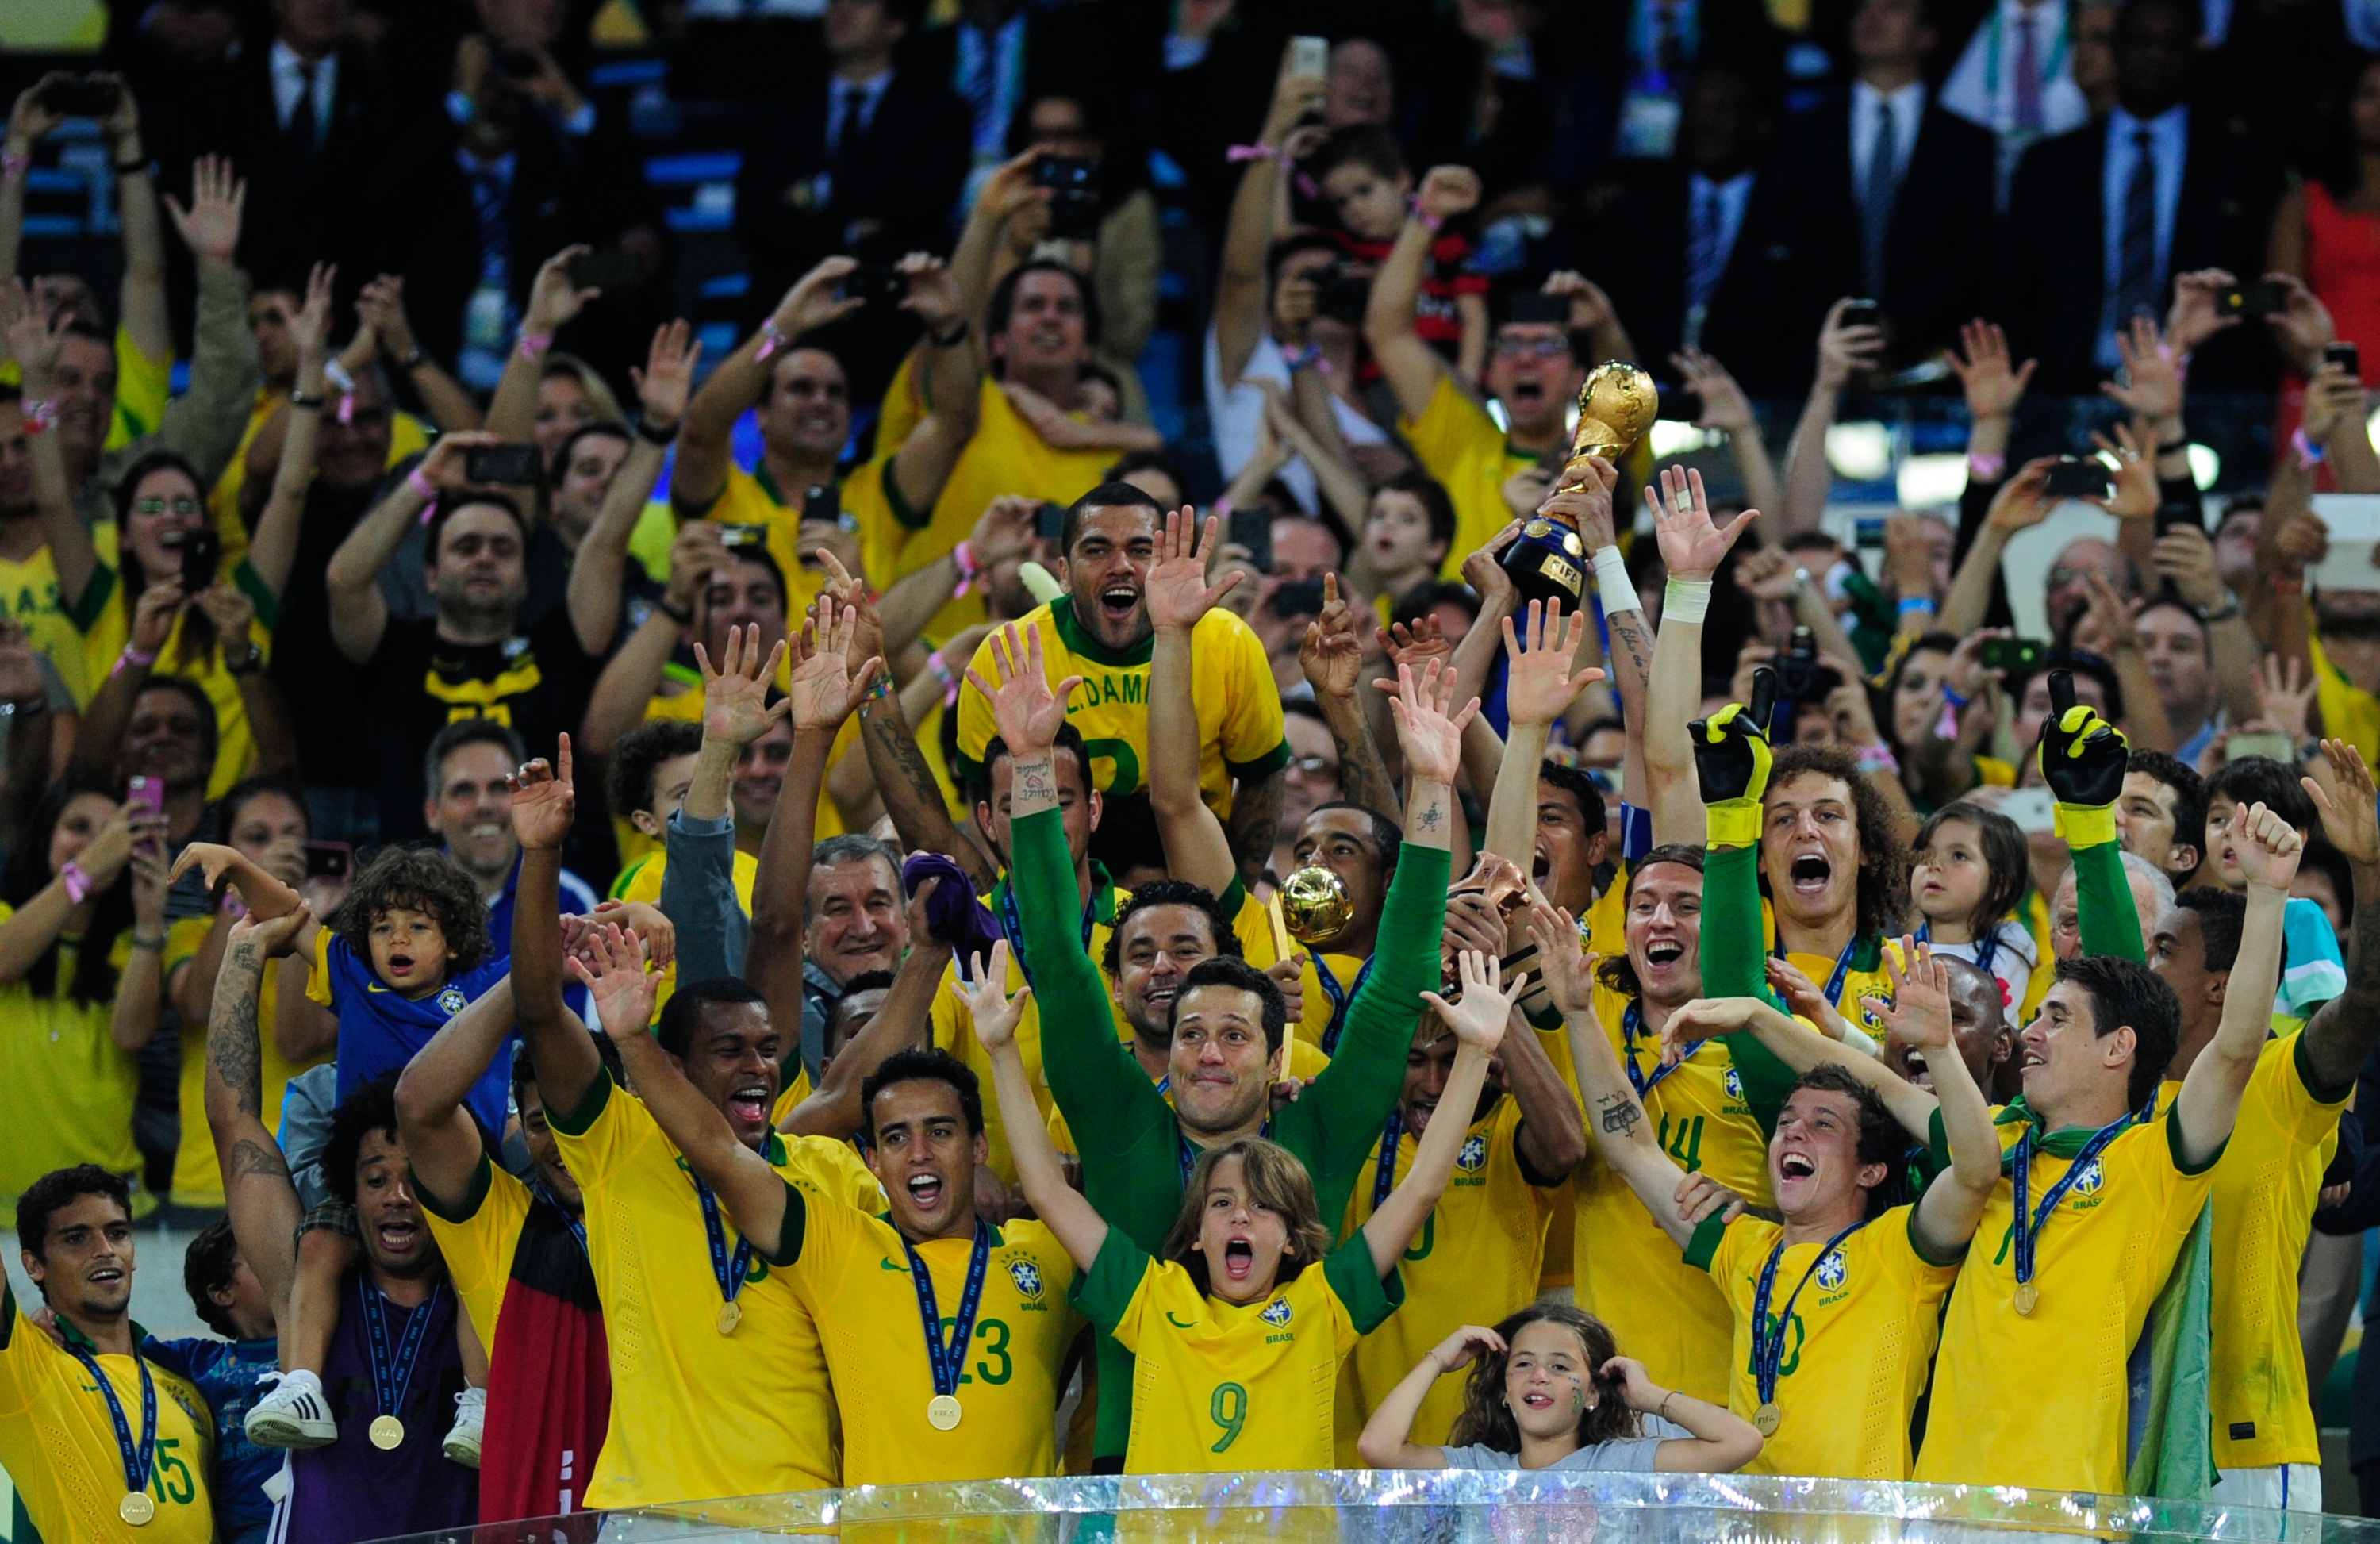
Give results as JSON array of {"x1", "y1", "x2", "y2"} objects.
[
  {"x1": 1622, "y1": 1000, "x2": 1687, "y2": 1098},
  {"x1": 1772, "y1": 936, "x2": 1860, "y2": 1007},
  {"x1": 1914, "y1": 920, "x2": 1999, "y2": 977},
  {"x1": 1371, "y1": 1108, "x2": 1405, "y2": 1211},
  {"x1": 535, "y1": 1180, "x2": 588, "y2": 1258},
  {"x1": 67, "y1": 1346, "x2": 155, "y2": 1501},
  {"x1": 1749, "y1": 1220, "x2": 1868, "y2": 1408},
  {"x1": 693, "y1": 1174, "x2": 754, "y2": 1311},
  {"x1": 907, "y1": 1219, "x2": 993, "y2": 1401},
  {"x1": 1313, "y1": 955, "x2": 1375, "y2": 1056},
  {"x1": 993, "y1": 879, "x2": 1098, "y2": 989},
  {"x1": 359, "y1": 1281, "x2": 442, "y2": 1424},
  {"x1": 1179, "y1": 1119, "x2": 1271, "y2": 1185},
  {"x1": 2010, "y1": 1109, "x2": 2136, "y2": 1292}
]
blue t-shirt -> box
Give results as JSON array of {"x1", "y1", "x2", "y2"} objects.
[
  {"x1": 324, "y1": 935, "x2": 514, "y2": 1135},
  {"x1": 2278, "y1": 894, "x2": 2347, "y2": 1020},
  {"x1": 144, "y1": 1334, "x2": 278, "y2": 1542}
]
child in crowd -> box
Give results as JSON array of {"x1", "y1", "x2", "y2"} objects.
[
  {"x1": 163, "y1": 841, "x2": 507, "y2": 1461},
  {"x1": 1307, "y1": 125, "x2": 1488, "y2": 382},
  {"x1": 1357, "y1": 470, "x2": 1459, "y2": 621},
  {"x1": 1907, "y1": 801, "x2": 2038, "y2": 1017},
  {"x1": 979, "y1": 946, "x2": 1524, "y2": 1473},
  {"x1": 1357, "y1": 1305, "x2": 1760, "y2": 1473},
  {"x1": 2204, "y1": 757, "x2": 2349, "y2": 1020}
]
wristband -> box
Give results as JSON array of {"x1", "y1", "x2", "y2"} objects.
[
  {"x1": 1659, "y1": 1391, "x2": 1680, "y2": 1424},
  {"x1": 112, "y1": 643, "x2": 157, "y2": 678},
  {"x1": 1898, "y1": 596, "x2": 1937, "y2": 617},
  {"x1": 1224, "y1": 143, "x2": 1280, "y2": 163},
  {"x1": 1939, "y1": 683, "x2": 1969, "y2": 711},
  {"x1": 1662, "y1": 576, "x2": 1713, "y2": 624},
  {"x1": 928, "y1": 317, "x2": 969, "y2": 348},
  {"x1": 20, "y1": 398, "x2": 56, "y2": 436},
  {"x1": 1967, "y1": 451, "x2": 2006, "y2": 482},
  {"x1": 950, "y1": 539, "x2": 983, "y2": 597},
  {"x1": 1211, "y1": 497, "x2": 1234, "y2": 521},
  {"x1": 1280, "y1": 342, "x2": 1329, "y2": 374},
  {"x1": 2198, "y1": 591, "x2": 2242, "y2": 624},
  {"x1": 754, "y1": 317, "x2": 785, "y2": 363},
  {"x1": 0, "y1": 151, "x2": 29, "y2": 182},
  {"x1": 324, "y1": 359, "x2": 358, "y2": 424},
  {"x1": 1408, "y1": 194, "x2": 1443, "y2": 232},
  {"x1": 1591, "y1": 547, "x2": 1641, "y2": 614},
  {"x1": 1706, "y1": 796, "x2": 1762, "y2": 849},
  {"x1": 863, "y1": 670, "x2": 895, "y2": 703},
  {"x1": 132, "y1": 933, "x2": 166, "y2": 951},
  {"x1": 286, "y1": 387, "x2": 324, "y2": 410},
  {"x1": 924, "y1": 648, "x2": 957, "y2": 691},
  {"x1": 60, "y1": 860, "x2": 92, "y2": 905},
  {"x1": 406, "y1": 464, "x2": 439, "y2": 507},
  {"x1": 2292, "y1": 427, "x2": 2328, "y2": 468},
  {"x1": 637, "y1": 416, "x2": 680, "y2": 446},
  {"x1": 516, "y1": 331, "x2": 554, "y2": 362},
  {"x1": 654, "y1": 595, "x2": 692, "y2": 625},
  {"x1": 114, "y1": 156, "x2": 150, "y2": 177},
  {"x1": 2053, "y1": 802, "x2": 2118, "y2": 847},
  {"x1": 1854, "y1": 743, "x2": 1901, "y2": 777}
]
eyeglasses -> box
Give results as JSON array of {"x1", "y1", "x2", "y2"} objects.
[
  {"x1": 134, "y1": 496, "x2": 200, "y2": 517},
  {"x1": 2044, "y1": 566, "x2": 2113, "y2": 590},
  {"x1": 1494, "y1": 337, "x2": 1572, "y2": 359},
  {"x1": 1286, "y1": 755, "x2": 1339, "y2": 778}
]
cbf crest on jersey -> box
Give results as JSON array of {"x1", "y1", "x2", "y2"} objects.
[
  {"x1": 1008, "y1": 1258, "x2": 1044, "y2": 1300},
  {"x1": 1723, "y1": 1066, "x2": 1745, "y2": 1101},
  {"x1": 437, "y1": 985, "x2": 470, "y2": 1016},
  {"x1": 1815, "y1": 1249, "x2": 1848, "y2": 1292},
  {"x1": 2071, "y1": 1159, "x2": 2105, "y2": 1197},
  {"x1": 1260, "y1": 1297, "x2": 1294, "y2": 1327},
  {"x1": 1456, "y1": 1135, "x2": 1488, "y2": 1173}
]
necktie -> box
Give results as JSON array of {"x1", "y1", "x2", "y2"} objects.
[
  {"x1": 286, "y1": 63, "x2": 320, "y2": 163},
  {"x1": 2116, "y1": 127, "x2": 2159, "y2": 331},
  {"x1": 1864, "y1": 98, "x2": 1899, "y2": 295},
  {"x1": 2013, "y1": 10, "x2": 2044, "y2": 134},
  {"x1": 829, "y1": 82, "x2": 866, "y2": 163},
  {"x1": 1685, "y1": 179, "x2": 1722, "y2": 342}
]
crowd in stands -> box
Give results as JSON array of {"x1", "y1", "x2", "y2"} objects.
[{"x1": 12, "y1": 0, "x2": 2380, "y2": 1537}]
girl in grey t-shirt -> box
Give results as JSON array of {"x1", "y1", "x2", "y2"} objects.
[{"x1": 1356, "y1": 1304, "x2": 1764, "y2": 1473}]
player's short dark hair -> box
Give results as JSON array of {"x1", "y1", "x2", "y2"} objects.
[
  {"x1": 511, "y1": 1033, "x2": 623, "y2": 1117},
  {"x1": 859, "y1": 1046, "x2": 984, "y2": 1144},
  {"x1": 323, "y1": 1073, "x2": 403, "y2": 1204},
  {"x1": 1309, "y1": 123, "x2": 1407, "y2": 183},
  {"x1": 1173, "y1": 954, "x2": 1288, "y2": 1052},
  {"x1": 425, "y1": 490, "x2": 532, "y2": 558},
  {"x1": 823, "y1": 970, "x2": 896, "y2": 1061},
  {"x1": 2126, "y1": 750, "x2": 2206, "y2": 861},
  {"x1": 16, "y1": 1164, "x2": 129, "y2": 1265},
  {"x1": 974, "y1": 722, "x2": 1093, "y2": 804},
  {"x1": 1058, "y1": 481, "x2": 1163, "y2": 557},
  {"x1": 2053, "y1": 954, "x2": 2182, "y2": 1111},
  {"x1": 1789, "y1": 1064, "x2": 1903, "y2": 1217},
  {"x1": 1302, "y1": 800, "x2": 1404, "y2": 887},
  {"x1": 1538, "y1": 761, "x2": 1608, "y2": 840},
  {"x1": 1102, "y1": 880, "x2": 1244, "y2": 976},
  {"x1": 2014, "y1": 648, "x2": 2126, "y2": 725},
  {"x1": 335, "y1": 846, "x2": 491, "y2": 974},
  {"x1": 2171, "y1": 885, "x2": 2247, "y2": 974},
  {"x1": 608, "y1": 719, "x2": 705, "y2": 819},
  {"x1": 2205, "y1": 757, "x2": 2318, "y2": 835},
  {"x1": 1767, "y1": 743, "x2": 1909, "y2": 943},
  {"x1": 987, "y1": 259, "x2": 1102, "y2": 353},
  {"x1": 655, "y1": 975, "x2": 770, "y2": 1057},
  {"x1": 185, "y1": 1216, "x2": 244, "y2": 1337},
  {"x1": 424, "y1": 717, "x2": 526, "y2": 803}
]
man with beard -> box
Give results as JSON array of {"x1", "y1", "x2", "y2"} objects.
[
  {"x1": 983, "y1": 617, "x2": 1456, "y2": 1473},
  {"x1": 505, "y1": 736, "x2": 885, "y2": 1504},
  {"x1": 325, "y1": 440, "x2": 617, "y2": 874},
  {"x1": 204, "y1": 909, "x2": 476, "y2": 1540},
  {"x1": 957, "y1": 486, "x2": 1287, "y2": 884}
]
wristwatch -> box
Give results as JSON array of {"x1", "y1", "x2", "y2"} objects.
[
  {"x1": 1787, "y1": 566, "x2": 1810, "y2": 601},
  {"x1": 224, "y1": 643, "x2": 263, "y2": 675},
  {"x1": 2196, "y1": 590, "x2": 2242, "y2": 625}
]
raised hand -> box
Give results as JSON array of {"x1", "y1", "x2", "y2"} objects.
[
  {"x1": 1524, "y1": 903, "x2": 1594, "y2": 1016},
  {"x1": 2102, "y1": 315, "x2": 2182, "y2": 423},
  {"x1": 1688, "y1": 669, "x2": 1776, "y2": 808},
  {"x1": 192, "y1": 582, "x2": 255, "y2": 648},
  {"x1": 2263, "y1": 272, "x2": 2337, "y2": 375},
  {"x1": 1859, "y1": 936, "x2": 1951, "y2": 1053},
  {"x1": 1671, "y1": 348, "x2": 1756, "y2": 432},
  {"x1": 1146, "y1": 507, "x2": 1242, "y2": 632},
  {"x1": 785, "y1": 593, "x2": 882, "y2": 732},
  {"x1": 1298, "y1": 573, "x2": 1366, "y2": 700},
  {"x1": 771, "y1": 255, "x2": 864, "y2": 340},
  {"x1": 1426, "y1": 1324, "x2": 1507, "y2": 1375},
  {"x1": 1459, "y1": 523, "x2": 1522, "y2": 616},
  {"x1": 6, "y1": 75, "x2": 65, "y2": 152},
  {"x1": 1645, "y1": 465, "x2": 1756, "y2": 582},
  {"x1": 2257, "y1": 652, "x2": 2318, "y2": 740},
  {"x1": 1373, "y1": 657, "x2": 1480, "y2": 787},
  {"x1": 1500, "y1": 598, "x2": 1605, "y2": 728},
  {"x1": 1541, "y1": 270, "x2": 1618, "y2": 335},
  {"x1": 1416, "y1": 165, "x2": 1480, "y2": 223},
  {"x1": 287, "y1": 263, "x2": 336, "y2": 368},
  {"x1": 1376, "y1": 613, "x2": 1452, "y2": 674},
  {"x1": 952, "y1": 940, "x2": 1031, "y2": 1051},
  {"x1": 697, "y1": 623, "x2": 793, "y2": 748},
  {"x1": 632, "y1": 320, "x2": 701, "y2": 428},
  {"x1": 896, "y1": 252, "x2": 962, "y2": 328},
  {"x1": 2305, "y1": 740, "x2": 2380, "y2": 869},
  {"x1": 1983, "y1": 458, "x2": 2057, "y2": 533},
  {"x1": 1656, "y1": 995, "x2": 1760, "y2": 1063},
  {"x1": 1538, "y1": 456, "x2": 1619, "y2": 551},
  {"x1": 506, "y1": 735, "x2": 578, "y2": 851},
  {"x1": 1814, "y1": 297, "x2": 1884, "y2": 392},
  {"x1": 522, "y1": 245, "x2": 599, "y2": 335},
  {"x1": 968, "y1": 495, "x2": 1040, "y2": 572},
  {"x1": 129, "y1": 578, "x2": 182, "y2": 655},
  {"x1": 1418, "y1": 950, "x2": 1522, "y2": 1054},
  {"x1": 3, "y1": 282, "x2": 68, "y2": 383},
  {"x1": 2088, "y1": 421, "x2": 2159, "y2": 520},
  {"x1": 965, "y1": 624, "x2": 1081, "y2": 759},
  {"x1": 2035, "y1": 672, "x2": 2129, "y2": 807},
  {"x1": 2149, "y1": 522, "x2": 2225, "y2": 612},
  {"x1": 355, "y1": 275, "x2": 418, "y2": 363},
  {"x1": 1946, "y1": 317, "x2": 2036, "y2": 421},
  {"x1": 2164, "y1": 269, "x2": 2240, "y2": 358},
  {"x1": 164, "y1": 154, "x2": 244, "y2": 265},
  {"x1": 567, "y1": 923, "x2": 658, "y2": 1038},
  {"x1": 1263, "y1": 951, "x2": 1307, "y2": 1027},
  {"x1": 2232, "y1": 800, "x2": 2306, "y2": 893}
]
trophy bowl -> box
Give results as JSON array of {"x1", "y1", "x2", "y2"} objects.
[
  {"x1": 1499, "y1": 361, "x2": 1659, "y2": 609},
  {"x1": 1279, "y1": 864, "x2": 1353, "y2": 946}
]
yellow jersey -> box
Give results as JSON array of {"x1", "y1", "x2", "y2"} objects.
[
  {"x1": 638, "y1": 680, "x2": 858, "y2": 850},
  {"x1": 1397, "y1": 375, "x2": 1537, "y2": 582},
  {"x1": 2312, "y1": 629, "x2": 2380, "y2": 770},
  {"x1": 0, "y1": 1285, "x2": 213, "y2": 1544},
  {"x1": 0, "y1": 325, "x2": 168, "y2": 453},
  {"x1": 1333, "y1": 1093, "x2": 1564, "y2": 1463},
  {"x1": 0, "y1": 915, "x2": 141, "y2": 1208},
  {"x1": 206, "y1": 388, "x2": 431, "y2": 570},
  {"x1": 671, "y1": 456, "x2": 891, "y2": 611},
  {"x1": 0, "y1": 528, "x2": 112, "y2": 705},
  {"x1": 1685, "y1": 1205, "x2": 1960, "y2": 1480},
  {"x1": 547, "y1": 1068, "x2": 885, "y2": 1503},
  {"x1": 80, "y1": 543, "x2": 278, "y2": 799},
  {"x1": 954, "y1": 598, "x2": 1288, "y2": 824},
  {"x1": 608, "y1": 844, "x2": 762, "y2": 1013},
  {"x1": 164, "y1": 914, "x2": 321, "y2": 1208},
  {"x1": 2199, "y1": 1035, "x2": 2350, "y2": 1470},
  {"x1": 415, "y1": 1154, "x2": 539, "y2": 1355},
  {"x1": 1915, "y1": 1110, "x2": 2217, "y2": 1493},
  {"x1": 1073, "y1": 1228, "x2": 1401, "y2": 1474},
  {"x1": 766, "y1": 1194, "x2": 1081, "y2": 1484}
]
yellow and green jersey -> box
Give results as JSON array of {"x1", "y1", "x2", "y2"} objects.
[
  {"x1": 81, "y1": 537, "x2": 278, "y2": 797},
  {"x1": 0, "y1": 913, "x2": 141, "y2": 1208},
  {"x1": 1396, "y1": 375, "x2": 1538, "y2": 581}
]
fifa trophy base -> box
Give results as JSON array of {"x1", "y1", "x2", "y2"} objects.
[{"x1": 1500, "y1": 519, "x2": 1589, "y2": 609}]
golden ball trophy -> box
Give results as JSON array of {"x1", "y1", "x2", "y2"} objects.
[
  {"x1": 1278, "y1": 862, "x2": 1353, "y2": 947},
  {"x1": 1499, "y1": 361, "x2": 1660, "y2": 608}
]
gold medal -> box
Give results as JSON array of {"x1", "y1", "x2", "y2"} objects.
[
  {"x1": 2013, "y1": 1281, "x2": 2040, "y2": 1316},
  {"x1": 717, "y1": 1300, "x2": 743, "y2": 1336},
  {"x1": 1752, "y1": 1403, "x2": 1782, "y2": 1437},
  {"x1": 369, "y1": 1414, "x2": 405, "y2": 1450},
  {"x1": 927, "y1": 1394, "x2": 963, "y2": 1431},
  {"x1": 120, "y1": 1492, "x2": 155, "y2": 1527}
]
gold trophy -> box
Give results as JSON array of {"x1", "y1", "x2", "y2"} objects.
[
  {"x1": 1279, "y1": 864, "x2": 1353, "y2": 947},
  {"x1": 1499, "y1": 361, "x2": 1660, "y2": 608},
  {"x1": 1440, "y1": 852, "x2": 1530, "y2": 990}
]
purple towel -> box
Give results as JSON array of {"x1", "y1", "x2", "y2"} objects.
[{"x1": 904, "y1": 851, "x2": 1001, "y2": 974}]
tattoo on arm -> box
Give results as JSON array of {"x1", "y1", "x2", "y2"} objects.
[
  {"x1": 1224, "y1": 773, "x2": 1282, "y2": 885},
  {"x1": 1610, "y1": 613, "x2": 1653, "y2": 683},
  {"x1": 226, "y1": 1138, "x2": 290, "y2": 1185},
  {"x1": 209, "y1": 952, "x2": 264, "y2": 1120},
  {"x1": 2309, "y1": 888, "x2": 2380, "y2": 1090},
  {"x1": 1597, "y1": 1093, "x2": 1642, "y2": 1139}
]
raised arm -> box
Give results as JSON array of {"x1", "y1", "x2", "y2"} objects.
[
  {"x1": 857, "y1": 597, "x2": 998, "y2": 889},
  {"x1": 485, "y1": 248, "x2": 599, "y2": 447},
  {"x1": 1644, "y1": 466, "x2": 1759, "y2": 845},
  {"x1": 1485, "y1": 597, "x2": 1603, "y2": 873},
  {"x1": 356, "y1": 275, "x2": 482, "y2": 432},
  {"x1": 1300, "y1": 577, "x2": 1400, "y2": 823},
  {"x1": 1215, "y1": 52, "x2": 1324, "y2": 388},
  {"x1": 103, "y1": 82, "x2": 169, "y2": 371},
  {"x1": 868, "y1": 498, "x2": 1032, "y2": 663},
  {"x1": 1775, "y1": 302, "x2": 1882, "y2": 539},
  {"x1": 2, "y1": 290, "x2": 94, "y2": 608},
  {"x1": 969, "y1": 941, "x2": 1107, "y2": 1270},
  {"x1": 666, "y1": 619, "x2": 789, "y2": 988},
  {"x1": 2173, "y1": 803, "x2": 2301, "y2": 1169},
  {"x1": 155, "y1": 155, "x2": 258, "y2": 483},
  {"x1": 780, "y1": 882, "x2": 952, "y2": 1138},
  {"x1": 393, "y1": 977, "x2": 519, "y2": 1212},
  {"x1": 673, "y1": 257, "x2": 858, "y2": 513},
  {"x1": 1863, "y1": 944, "x2": 1995, "y2": 1259},
  {"x1": 247, "y1": 263, "x2": 334, "y2": 598},
  {"x1": 567, "y1": 321, "x2": 697, "y2": 656},
  {"x1": 508, "y1": 737, "x2": 602, "y2": 1118},
  {"x1": 1661, "y1": 989, "x2": 1941, "y2": 1142},
  {"x1": 1146, "y1": 507, "x2": 1246, "y2": 895},
  {"x1": 2302, "y1": 743, "x2": 2380, "y2": 1095},
  {"x1": 1673, "y1": 348, "x2": 1779, "y2": 518},
  {"x1": 205, "y1": 908, "x2": 312, "y2": 1317},
  {"x1": 0, "y1": 81, "x2": 62, "y2": 282},
  {"x1": 579, "y1": 520, "x2": 720, "y2": 755},
  {"x1": 1940, "y1": 459, "x2": 2054, "y2": 639},
  {"x1": 885, "y1": 253, "x2": 983, "y2": 519},
  {"x1": 1364, "y1": 167, "x2": 1476, "y2": 424},
  {"x1": 1365, "y1": 952, "x2": 1521, "y2": 1275},
  {"x1": 2035, "y1": 678, "x2": 2145, "y2": 963},
  {"x1": 323, "y1": 431, "x2": 498, "y2": 663}
]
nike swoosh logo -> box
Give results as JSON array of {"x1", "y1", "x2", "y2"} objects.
[
  {"x1": 1165, "y1": 1312, "x2": 1198, "y2": 1329},
  {"x1": 365, "y1": 983, "x2": 392, "y2": 993},
  {"x1": 879, "y1": 1259, "x2": 911, "y2": 1273}
]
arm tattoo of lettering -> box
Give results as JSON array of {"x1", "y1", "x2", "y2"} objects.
[
  {"x1": 1224, "y1": 770, "x2": 1283, "y2": 887},
  {"x1": 1609, "y1": 612, "x2": 1654, "y2": 688},
  {"x1": 1597, "y1": 1092, "x2": 1643, "y2": 1139},
  {"x1": 1324, "y1": 709, "x2": 1399, "y2": 824}
]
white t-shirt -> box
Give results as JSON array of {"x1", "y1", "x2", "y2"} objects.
[
  {"x1": 1203, "y1": 325, "x2": 1387, "y2": 516},
  {"x1": 1438, "y1": 1413, "x2": 1692, "y2": 1473},
  {"x1": 1928, "y1": 918, "x2": 2037, "y2": 1017}
]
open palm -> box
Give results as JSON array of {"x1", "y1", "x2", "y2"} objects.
[
  {"x1": 699, "y1": 623, "x2": 792, "y2": 747},
  {"x1": 1376, "y1": 658, "x2": 1478, "y2": 786},
  {"x1": 953, "y1": 941, "x2": 1031, "y2": 1050},
  {"x1": 1501, "y1": 598, "x2": 1605, "y2": 728},
  {"x1": 1646, "y1": 466, "x2": 1755, "y2": 582},
  {"x1": 966, "y1": 624, "x2": 1081, "y2": 756},
  {"x1": 2306, "y1": 740, "x2": 2380, "y2": 868},
  {"x1": 787, "y1": 596, "x2": 881, "y2": 731},
  {"x1": 1145, "y1": 507, "x2": 1240, "y2": 632}
]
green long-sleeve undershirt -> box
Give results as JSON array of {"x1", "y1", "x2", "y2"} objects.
[
  {"x1": 2071, "y1": 824, "x2": 2148, "y2": 964},
  {"x1": 1016, "y1": 805, "x2": 1449, "y2": 1461},
  {"x1": 1702, "y1": 839, "x2": 1837, "y2": 1134}
]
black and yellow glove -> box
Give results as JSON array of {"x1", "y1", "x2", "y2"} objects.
[
  {"x1": 2034, "y1": 670, "x2": 2128, "y2": 845},
  {"x1": 1691, "y1": 669, "x2": 1775, "y2": 848}
]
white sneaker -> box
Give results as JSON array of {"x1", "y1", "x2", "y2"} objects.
[
  {"x1": 244, "y1": 1370, "x2": 337, "y2": 1450},
  {"x1": 441, "y1": 1385, "x2": 486, "y2": 1469}
]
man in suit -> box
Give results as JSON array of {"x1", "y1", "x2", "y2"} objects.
[
  {"x1": 1999, "y1": 0, "x2": 2280, "y2": 391},
  {"x1": 1775, "y1": 0, "x2": 1999, "y2": 371},
  {"x1": 1589, "y1": 63, "x2": 1800, "y2": 397},
  {"x1": 736, "y1": 0, "x2": 973, "y2": 298}
]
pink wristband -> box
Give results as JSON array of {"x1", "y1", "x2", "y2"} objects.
[
  {"x1": 20, "y1": 398, "x2": 56, "y2": 436},
  {"x1": 951, "y1": 539, "x2": 983, "y2": 597},
  {"x1": 1967, "y1": 451, "x2": 2006, "y2": 482},
  {"x1": 2293, "y1": 426, "x2": 2328, "y2": 468},
  {"x1": 60, "y1": 860, "x2": 91, "y2": 905},
  {"x1": 408, "y1": 464, "x2": 439, "y2": 517},
  {"x1": 1, "y1": 152, "x2": 29, "y2": 182},
  {"x1": 516, "y1": 332, "x2": 553, "y2": 361},
  {"x1": 1225, "y1": 143, "x2": 1279, "y2": 163},
  {"x1": 1408, "y1": 194, "x2": 1442, "y2": 232},
  {"x1": 754, "y1": 317, "x2": 785, "y2": 363},
  {"x1": 111, "y1": 643, "x2": 157, "y2": 678}
]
